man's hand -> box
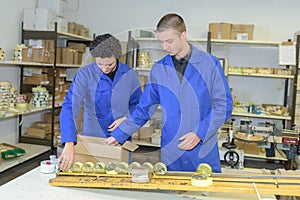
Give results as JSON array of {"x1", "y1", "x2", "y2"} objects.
[
  {"x1": 57, "y1": 142, "x2": 75, "y2": 171},
  {"x1": 108, "y1": 116, "x2": 127, "y2": 132},
  {"x1": 178, "y1": 132, "x2": 201, "y2": 150},
  {"x1": 103, "y1": 136, "x2": 119, "y2": 146}
]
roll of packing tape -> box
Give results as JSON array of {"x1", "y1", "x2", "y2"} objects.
[{"x1": 40, "y1": 160, "x2": 56, "y2": 173}]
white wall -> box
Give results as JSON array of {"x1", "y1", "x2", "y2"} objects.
[
  {"x1": 77, "y1": 0, "x2": 300, "y2": 41},
  {"x1": 0, "y1": 0, "x2": 38, "y2": 144}
]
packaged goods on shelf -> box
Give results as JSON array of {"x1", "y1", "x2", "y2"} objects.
[
  {"x1": 37, "y1": 0, "x2": 67, "y2": 18},
  {"x1": 209, "y1": 23, "x2": 254, "y2": 40},
  {"x1": 16, "y1": 94, "x2": 26, "y2": 103},
  {"x1": 137, "y1": 51, "x2": 151, "y2": 69},
  {"x1": 26, "y1": 127, "x2": 48, "y2": 138},
  {"x1": 209, "y1": 23, "x2": 232, "y2": 39},
  {"x1": 44, "y1": 112, "x2": 60, "y2": 123},
  {"x1": 67, "y1": 42, "x2": 87, "y2": 53},
  {"x1": 30, "y1": 86, "x2": 49, "y2": 107},
  {"x1": 34, "y1": 121, "x2": 60, "y2": 134},
  {"x1": 257, "y1": 67, "x2": 273, "y2": 75},
  {"x1": 23, "y1": 68, "x2": 43, "y2": 76},
  {"x1": 242, "y1": 67, "x2": 257, "y2": 75},
  {"x1": 231, "y1": 24, "x2": 254, "y2": 40},
  {"x1": 0, "y1": 81, "x2": 12, "y2": 113},
  {"x1": 56, "y1": 16, "x2": 67, "y2": 32},
  {"x1": 68, "y1": 22, "x2": 90, "y2": 37},
  {"x1": 21, "y1": 47, "x2": 32, "y2": 62},
  {"x1": 228, "y1": 66, "x2": 242, "y2": 73},
  {"x1": 14, "y1": 44, "x2": 27, "y2": 62},
  {"x1": 261, "y1": 104, "x2": 288, "y2": 116},
  {"x1": 273, "y1": 68, "x2": 292, "y2": 75},
  {"x1": 23, "y1": 74, "x2": 48, "y2": 85},
  {"x1": 0, "y1": 48, "x2": 5, "y2": 61},
  {"x1": 56, "y1": 47, "x2": 76, "y2": 64},
  {"x1": 32, "y1": 46, "x2": 50, "y2": 63},
  {"x1": 229, "y1": 66, "x2": 293, "y2": 76},
  {"x1": 23, "y1": 8, "x2": 56, "y2": 31}
]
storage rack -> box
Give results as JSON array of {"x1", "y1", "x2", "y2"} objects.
[
  {"x1": 206, "y1": 33, "x2": 298, "y2": 128},
  {"x1": 19, "y1": 23, "x2": 93, "y2": 153}
]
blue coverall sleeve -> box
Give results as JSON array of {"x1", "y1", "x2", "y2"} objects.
[
  {"x1": 111, "y1": 71, "x2": 160, "y2": 144},
  {"x1": 196, "y1": 57, "x2": 233, "y2": 144},
  {"x1": 60, "y1": 70, "x2": 87, "y2": 146}
]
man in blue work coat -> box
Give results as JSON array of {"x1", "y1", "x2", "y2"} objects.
[
  {"x1": 58, "y1": 34, "x2": 142, "y2": 171},
  {"x1": 105, "y1": 14, "x2": 233, "y2": 172}
]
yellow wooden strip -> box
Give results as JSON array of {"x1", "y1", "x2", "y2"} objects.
[{"x1": 49, "y1": 175, "x2": 300, "y2": 196}]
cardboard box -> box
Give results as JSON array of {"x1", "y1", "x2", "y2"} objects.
[
  {"x1": 44, "y1": 112, "x2": 60, "y2": 123},
  {"x1": 77, "y1": 52, "x2": 83, "y2": 65},
  {"x1": 73, "y1": 51, "x2": 78, "y2": 65},
  {"x1": 48, "y1": 50, "x2": 55, "y2": 64},
  {"x1": 138, "y1": 127, "x2": 154, "y2": 142},
  {"x1": 56, "y1": 16, "x2": 68, "y2": 32},
  {"x1": 61, "y1": 48, "x2": 74, "y2": 64},
  {"x1": 48, "y1": 75, "x2": 65, "y2": 85},
  {"x1": 23, "y1": 74, "x2": 48, "y2": 85},
  {"x1": 231, "y1": 24, "x2": 254, "y2": 40},
  {"x1": 47, "y1": 68, "x2": 66, "y2": 77},
  {"x1": 56, "y1": 48, "x2": 62, "y2": 64},
  {"x1": 22, "y1": 48, "x2": 33, "y2": 62},
  {"x1": 26, "y1": 127, "x2": 47, "y2": 138},
  {"x1": 209, "y1": 23, "x2": 232, "y2": 39},
  {"x1": 68, "y1": 42, "x2": 87, "y2": 53},
  {"x1": 23, "y1": 8, "x2": 56, "y2": 31},
  {"x1": 74, "y1": 135, "x2": 138, "y2": 164},
  {"x1": 37, "y1": 0, "x2": 67, "y2": 17},
  {"x1": 32, "y1": 48, "x2": 49, "y2": 63},
  {"x1": 34, "y1": 121, "x2": 59, "y2": 133}
]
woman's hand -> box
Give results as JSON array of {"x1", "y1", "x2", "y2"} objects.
[
  {"x1": 108, "y1": 116, "x2": 127, "y2": 132},
  {"x1": 57, "y1": 142, "x2": 75, "y2": 171}
]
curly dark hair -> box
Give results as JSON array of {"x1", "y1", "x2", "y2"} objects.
[{"x1": 89, "y1": 33, "x2": 122, "y2": 59}]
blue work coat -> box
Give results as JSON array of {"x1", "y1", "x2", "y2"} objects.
[
  {"x1": 60, "y1": 61, "x2": 142, "y2": 145},
  {"x1": 112, "y1": 45, "x2": 233, "y2": 172}
]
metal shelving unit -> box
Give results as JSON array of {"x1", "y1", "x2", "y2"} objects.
[{"x1": 18, "y1": 23, "x2": 93, "y2": 152}]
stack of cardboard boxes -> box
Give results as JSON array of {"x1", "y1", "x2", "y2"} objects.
[
  {"x1": 23, "y1": 67, "x2": 49, "y2": 85},
  {"x1": 23, "y1": 1, "x2": 91, "y2": 38},
  {"x1": 209, "y1": 23, "x2": 254, "y2": 40},
  {"x1": 22, "y1": 40, "x2": 55, "y2": 63},
  {"x1": 68, "y1": 22, "x2": 90, "y2": 38},
  {"x1": 47, "y1": 68, "x2": 70, "y2": 102},
  {"x1": 56, "y1": 42, "x2": 87, "y2": 65},
  {"x1": 26, "y1": 111, "x2": 60, "y2": 140}
]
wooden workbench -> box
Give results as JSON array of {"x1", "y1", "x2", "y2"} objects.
[
  {"x1": 49, "y1": 170, "x2": 300, "y2": 197},
  {"x1": 0, "y1": 167, "x2": 278, "y2": 200}
]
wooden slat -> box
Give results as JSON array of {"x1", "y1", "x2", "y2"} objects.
[{"x1": 49, "y1": 172, "x2": 300, "y2": 196}]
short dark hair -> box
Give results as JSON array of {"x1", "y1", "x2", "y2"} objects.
[
  {"x1": 89, "y1": 33, "x2": 122, "y2": 59},
  {"x1": 156, "y1": 13, "x2": 186, "y2": 33}
]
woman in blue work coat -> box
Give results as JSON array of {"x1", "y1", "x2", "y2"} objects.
[
  {"x1": 58, "y1": 34, "x2": 142, "y2": 171},
  {"x1": 105, "y1": 14, "x2": 233, "y2": 172}
]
